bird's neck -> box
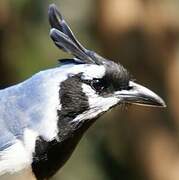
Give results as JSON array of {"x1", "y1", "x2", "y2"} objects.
[{"x1": 31, "y1": 118, "x2": 95, "y2": 180}]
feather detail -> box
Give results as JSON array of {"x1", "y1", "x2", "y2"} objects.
[
  {"x1": 48, "y1": 4, "x2": 86, "y2": 52},
  {"x1": 58, "y1": 58, "x2": 84, "y2": 65},
  {"x1": 48, "y1": 4, "x2": 98, "y2": 64},
  {"x1": 50, "y1": 28, "x2": 92, "y2": 63}
]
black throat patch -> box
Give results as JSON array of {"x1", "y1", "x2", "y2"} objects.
[{"x1": 32, "y1": 74, "x2": 90, "y2": 179}]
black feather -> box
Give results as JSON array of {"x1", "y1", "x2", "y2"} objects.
[
  {"x1": 48, "y1": 4, "x2": 86, "y2": 52},
  {"x1": 48, "y1": 4, "x2": 97, "y2": 64},
  {"x1": 50, "y1": 28, "x2": 94, "y2": 63},
  {"x1": 58, "y1": 58, "x2": 84, "y2": 65}
]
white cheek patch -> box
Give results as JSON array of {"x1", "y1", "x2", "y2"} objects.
[
  {"x1": 0, "y1": 129, "x2": 38, "y2": 175},
  {"x1": 72, "y1": 84, "x2": 119, "y2": 122}
]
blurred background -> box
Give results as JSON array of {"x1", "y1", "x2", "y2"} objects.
[{"x1": 1, "y1": 0, "x2": 179, "y2": 180}]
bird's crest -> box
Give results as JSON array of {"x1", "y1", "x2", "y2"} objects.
[{"x1": 48, "y1": 4, "x2": 105, "y2": 65}]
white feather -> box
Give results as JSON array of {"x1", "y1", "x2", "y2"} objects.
[
  {"x1": 1, "y1": 168, "x2": 36, "y2": 180},
  {"x1": 0, "y1": 129, "x2": 38, "y2": 175}
]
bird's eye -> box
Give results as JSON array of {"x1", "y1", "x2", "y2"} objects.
[
  {"x1": 82, "y1": 78, "x2": 106, "y2": 93},
  {"x1": 91, "y1": 79, "x2": 105, "y2": 92}
]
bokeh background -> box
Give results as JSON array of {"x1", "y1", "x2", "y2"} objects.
[{"x1": 1, "y1": 0, "x2": 179, "y2": 180}]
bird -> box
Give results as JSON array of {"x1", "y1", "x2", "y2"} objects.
[{"x1": 0, "y1": 3, "x2": 166, "y2": 180}]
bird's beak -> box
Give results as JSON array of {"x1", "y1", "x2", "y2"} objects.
[{"x1": 115, "y1": 81, "x2": 166, "y2": 107}]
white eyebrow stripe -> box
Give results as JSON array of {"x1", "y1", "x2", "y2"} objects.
[{"x1": 69, "y1": 64, "x2": 106, "y2": 80}]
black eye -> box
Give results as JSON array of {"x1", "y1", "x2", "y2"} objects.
[{"x1": 91, "y1": 79, "x2": 106, "y2": 92}]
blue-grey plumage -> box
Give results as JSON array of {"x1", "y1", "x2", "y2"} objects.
[
  {"x1": 0, "y1": 68, "x2": 62, "y2": 150},
  {"x1": 0, "y1": 63, "x2": 107, "y2": 175},
  {"x1": 0, "y1": 3, "x2": 166, "y2": 180},
  {"x1": 0, "y1": 64, "x2": 102, "y2": 145}
]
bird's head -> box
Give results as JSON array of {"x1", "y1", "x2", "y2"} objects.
[
  {"x1": 28, "y1": 4, "x2": 167, "y2": 179},
  {"x1": 48, "y1": 4, "x2": 166, "y2": 138}
]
